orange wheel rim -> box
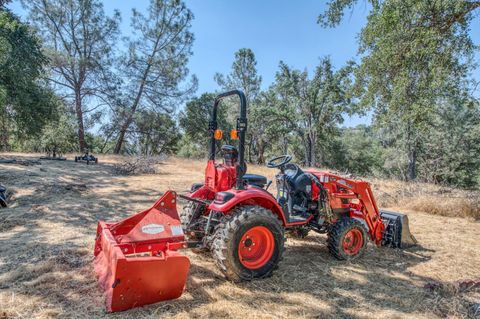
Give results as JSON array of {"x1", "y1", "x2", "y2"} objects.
[
  {"x1": 342, "y1": 228, "x2": 363, "y2": 255},
  {"x1": 238, "y1": 226, "x2": 274, "y2": 269}
]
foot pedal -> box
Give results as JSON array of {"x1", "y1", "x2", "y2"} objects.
[{"x1": 288, "y1": 214, "x2": 309, "y2": 223}]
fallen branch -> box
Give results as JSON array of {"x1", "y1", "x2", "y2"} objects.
[
  {"x1": 40, "y1": 156, "x2": 67, "y2": 161},
  {"x1": 113, "y1": 156, "x2": 165, "y2": 175}
]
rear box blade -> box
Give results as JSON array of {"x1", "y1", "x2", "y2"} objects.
[
  {"x1": 380, "y1": 210, "x2": 417, "y2": 248},
  {"x1": 93, "y1": 191, "x2": 190, "y2": 312}
]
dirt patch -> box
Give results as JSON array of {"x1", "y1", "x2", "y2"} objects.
[
  {"x1": 42, "y1": 182, "x2": 88, "y2": 195},
  {"x1": 0, "y1": 157, "x2": 41, "y2": 166}
]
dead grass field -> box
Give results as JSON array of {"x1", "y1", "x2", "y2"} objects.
[{"x1": 0, "y1": 153, "x2": 479, "y2": 319}]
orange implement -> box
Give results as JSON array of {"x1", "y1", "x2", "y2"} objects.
[{"x1": 93, "y1": 191, "x2": 190, "y2": 312}]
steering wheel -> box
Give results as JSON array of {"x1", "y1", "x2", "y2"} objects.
[{"x1": 267, "y1": 155, "x2": 292, "y2": 168}]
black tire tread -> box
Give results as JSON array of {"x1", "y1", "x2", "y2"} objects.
[
  {"x1": 179, "y1": 202, "x2": 195, "y2": 231},
  {"x1": 211, "y1": 205, "x2": 285, "y2": 282},
  {"x1": 327, "y1": 217, "x2": 367, "y2": 261}
]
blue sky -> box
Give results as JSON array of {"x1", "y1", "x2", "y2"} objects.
[{"x1": 8, "y1": 0, "x2": 480, "y2": 126}]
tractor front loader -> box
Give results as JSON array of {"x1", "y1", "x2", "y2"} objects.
[{"x1": 93, "y1": 90, "x2": 416, "y2": 312}]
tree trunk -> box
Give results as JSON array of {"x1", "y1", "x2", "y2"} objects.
[
  {"x1": 304, "y1": 138, "x2": 310, "y2": 167},
  {"x1": 113, "y1": 118, "x2": 131, "y2": 154},
  {"x1": 247, "y1": 136, "x2": 253, "y2": 163},
  {"x1": 0, "y1": 108, "x2": 8, "y2": 151},
  {"x1": 114, "y1": 32, "x2": 162, "y2": 154},
  {"x1": 257, "y1": 140, "x2": 266, "y2": 164},
  {"x1": 74, "y1": 90, "x2": 86, "y2": 152},
  {"x1": 407, "y1": 146, "x2": 417, "y2": 181},
  {"x1": 113, "y1": 75, "x2": 146, "y2": 154},
  {"x1": 310, "y1": 133, "x2": 316, "y2": 167},
  {"x1": 305, "y1": 135, "x2": 315, "y2": 167},
  {"x1": 406, "y1": 121, "x2": 417, "y2": 181}
]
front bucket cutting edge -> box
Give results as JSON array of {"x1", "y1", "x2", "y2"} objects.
[
  {"x1": 380, "y1": 210, "x2": 417, "y2": 248},
  {"x1": 93, "y1": 190, "x2": 190, "y2": 312}
]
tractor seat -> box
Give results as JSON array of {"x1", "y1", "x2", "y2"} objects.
[{"x1": 243, "y1": 174, "x2": 267, "y2": 188}]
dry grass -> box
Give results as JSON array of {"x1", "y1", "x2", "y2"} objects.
[
  {"x1": 371, "y1": 179, "x2": 480, "y2": 220},
  {"x1": 0, "y1": 153, "x2": 479, "y2": 319}
]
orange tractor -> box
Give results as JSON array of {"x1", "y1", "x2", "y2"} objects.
[{"x1": 93, "y1": 90, "x2": 416, "y2": 312}]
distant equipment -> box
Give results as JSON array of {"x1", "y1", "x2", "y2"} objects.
[
  {"x1": 75, "y1": 150, "x2": 98, "y2": 165},
  {"x1": 0, "y1": 185, "x2": 8, "y2": 207}
]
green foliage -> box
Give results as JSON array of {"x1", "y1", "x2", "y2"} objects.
[
  {"x1": 112, "y1": 0, "x2": 196, "y2": 154},
  {"x1": 2, "y1": 0, "x2": 479, "y2": 192},
  {"x1": 250, "y1": 89, "x2": 292, "y2": 163},
  {"x1": 418, "y1": 99, "x2": 480, "y2": 188},
  {"x1": 85, "y1": 133, "x2": 108, "y2": 154},
  {"x1": 177, "y1": 135, "x2": 205, "y2": 159},
  {"x1": 22, "y1": 0, "x2": 121, "y2": 151},
  {"x1": 178, "y1": 93, "x2": 232, "y2": 158},
  {"x1": 331, "y1": 126, "x2": 384, "y2": 176},
  {"x1": 179, "y1": 93, "x2": 216, "y2": 148},
  {"x1": 214, "y1": 48, "x2": 264, "y2": 162},
  {"x1": 0, "y1": 10, "x2": 56, "y2": 149},
  {"x1": 269, "y1": 57, "x2": 354, "y2": 167},
  {"x1": 133, "y1": 110, "x2": 180, "y2": 156},
  {"x1": 320, "y1": 0, "x2": 480, "y2": 183},
  {"x1": 40, "y1": 110, "x2": 77, "y2": 156},
  {"x1": 214, "y1": 48, "x2": 262, "y2": 103},
  {"x1": 318, "y1": 0, "x2": 377, "y2": 28}
]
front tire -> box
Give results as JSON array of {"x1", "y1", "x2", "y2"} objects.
[
  {"x1": 211, "y1": 205, "x2": 284, "y2": 282},
  {"x1": 327, "y1": 217, "x2": 367, "y2": 260}
]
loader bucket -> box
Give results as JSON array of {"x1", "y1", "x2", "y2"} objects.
[
  {"x1": 380, "y1": 210, "x2": 417, "y2": 248},
  {"x1": 93, "y1": 191, "x2": 190, "y2": 312}
]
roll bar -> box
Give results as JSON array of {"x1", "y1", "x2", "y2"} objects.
[{"x1": 208, "y1": 90, "x2": 247, "y2": 189}]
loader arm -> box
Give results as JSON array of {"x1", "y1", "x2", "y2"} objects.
[{"x1": 326, "y1": 176, "x2": 385, "y2": 245}]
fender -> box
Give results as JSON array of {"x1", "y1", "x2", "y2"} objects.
[
  {"x1": 189, "y1": 185, "x2": 215, "y2": 201},
  {"x1": 208, "y1": 186, "x2": 288, "y2": 226}
]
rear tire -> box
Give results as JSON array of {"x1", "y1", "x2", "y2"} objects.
[
  {"x1": 180, "y1": 202, "x2": 204, "y2": 241},
  {"x1": 327, "y1": 217, "x2": 367, "y2": 260},
  {"x1": 211, "y1": 205, "x2": 284, "y2": 282}
]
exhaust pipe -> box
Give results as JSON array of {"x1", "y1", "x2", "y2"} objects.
[{"x1": 380, "y1": 210, "x2": 417, "y2": 248}]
